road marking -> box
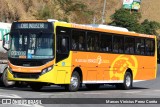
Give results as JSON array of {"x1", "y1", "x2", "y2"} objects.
[
  {"x1": 0, "y1": 93, "x2": 44, "y2": 107},
  {"x1": 124, "y1": 91, "x2": 141, "y2": 94},
  {"x1": 0, "y1": 93, "x2": 21, "y2": 98}
]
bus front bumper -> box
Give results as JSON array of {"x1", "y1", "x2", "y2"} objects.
[{"x1": 7, "y1": 67, "x2": 71, "y2": 84}]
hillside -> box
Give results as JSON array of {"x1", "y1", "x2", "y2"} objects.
[
  {"x1": 140, "y1": 0, "x2": 160, "y2": 22},
  {"x1": 0, "y1": 0, "x2": 160, "y2": 24}
]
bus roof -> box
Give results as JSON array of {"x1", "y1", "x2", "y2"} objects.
[
  {"x1": 16, "y1": 20, "x2": 156, "y2": 39},
  {"x1": 56, "y1": 21, "x2": 155, "y2": 39}
]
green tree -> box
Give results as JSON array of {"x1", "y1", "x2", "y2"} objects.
[
  {"x1": 141, "y1": 19, "x2": 160, "y2": 35},
  {"x1": 110, "y1": 8, "x2": 160, "y2": 35},
  {"x1": 110, "y1": 8, "x2": 141, "y2": 32}
]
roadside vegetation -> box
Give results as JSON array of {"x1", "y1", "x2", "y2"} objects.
[{"x1": 110, "y1": 8, "x2": 160, "y2": 35}]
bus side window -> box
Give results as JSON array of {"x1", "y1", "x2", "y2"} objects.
[
  {"x1": 141, "y1": 39, "x2": 145, "y2": 55},
  {"x1": 135, "y1": 38, "x2": 145, "y2": 55},
  {"x1": 113, "y1": 36, "x2": 117, "y2": 53},
  {"x1": 72, "y1": 30, "x2": 86, "y2": 51},
  {"x1": 145, "y1": 39, "x2": 155, "y2": 56},
  {"x1": 78, "y1": 35, "x2": 85, "y2": 50},
  {"x1": 87, "y1": 32, "x2": 99, "y2": 51},
  {"x1": 72, "y1": 39, "x2": 77, "y2": 50},
  {"x1": 100, "y1": 34, "x2": 112, "y2": 52},
  {"x1": 150, "y1": 40, "x2": 155, "y2": 56},
  {"x1": 145, "y1": 39, "x2": 150, "y2": 55},
  {"x1": 125, "y1": 37, "x2": 135, "y2": 54},
  {"x1": 113, "y1": 36, "x2": 124, "y2": 53}
]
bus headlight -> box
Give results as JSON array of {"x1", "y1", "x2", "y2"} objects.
[{"x1": 41, "y1": 66, "x2": 53, "y2": 75}]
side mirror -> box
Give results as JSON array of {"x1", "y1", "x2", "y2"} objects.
[{"x1": 3, "y1": 33, "x2": 10, "y2": 51}]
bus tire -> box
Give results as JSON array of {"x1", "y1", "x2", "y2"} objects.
[
  {"x1": 0, "y1": 76, "x2": 4, "y2": 87},
  {"x1": 29, "y1": 83, "x2": 43, "y2": 91},
  {"x1": 85, "y1": 84, "x2": 100, "y2": 90},
  {"x1": 2, "y1": 68, "x2": 15, "y2": 87},
  {"x1": 122, "y1": 72, "x2": 132, "y2": 90},
  {"x1": 65, "y1": 71, "x2": 80, "y2": 92}
]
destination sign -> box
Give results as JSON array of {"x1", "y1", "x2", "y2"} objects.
[{"x1": 16, "y1": 23, "x2": 48, "y2": 29}]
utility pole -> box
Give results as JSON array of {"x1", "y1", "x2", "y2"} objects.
[
  {"x1": 93, "y1": 16, "x2": 96, "y2": 24},
  {"x1": 101, "y1": 0, "x2": 106, "y2": 24}
]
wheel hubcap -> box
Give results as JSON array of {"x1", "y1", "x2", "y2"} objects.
[
  {"x1": 71, "y1": 76, "x2": 78, "y2": 89},
  {"x1": 126, "y1": 75, "x2": 131, "y2": 87}
]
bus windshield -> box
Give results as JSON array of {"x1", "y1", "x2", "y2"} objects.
[{"x1": 9, "y1": 32, "x2": 54, "y2": 59}]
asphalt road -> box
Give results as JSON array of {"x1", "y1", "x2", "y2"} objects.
[{"x1": 0, "y1": 65, "x2": 160, "y2": 107}]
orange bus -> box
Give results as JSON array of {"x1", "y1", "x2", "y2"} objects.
[{"x1": 3, "y1": 20, "x2": 157, "y2": 91}]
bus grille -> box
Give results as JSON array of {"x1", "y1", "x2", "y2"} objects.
[{"x1": 12, "y1": 72, "x2": 41, "y2": 79}]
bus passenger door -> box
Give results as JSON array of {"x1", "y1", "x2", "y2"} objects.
[{"x1": 55, "y1": 26, "x2": 71, "y2": 84}]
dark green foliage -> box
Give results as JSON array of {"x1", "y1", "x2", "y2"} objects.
[
  {"x1": 110, "y1": 8, "x2": 160, "y2": 35},
  {"x1": 110, "y1": 9, "x2": 141, "y2": 30},
  {"x1": 141, "y1": 19, "x2": 160, "y2": 35}
]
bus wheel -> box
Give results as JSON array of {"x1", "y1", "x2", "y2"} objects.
[
  {"x1": 29, "y1": 83, "x2": 43, "y2": 91},
  {"x1": 65, "y1": 71, "x2": 80, "y2": 92},
  {"x1": 85, "y1": 84, "x2": 100, "y2": 90},
  {"x1": 118, "y1": 72, "x2": 132, "y2": 90},
  {"x1": 2, "y1": 68, "x2": 15, "y2": 87}
]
